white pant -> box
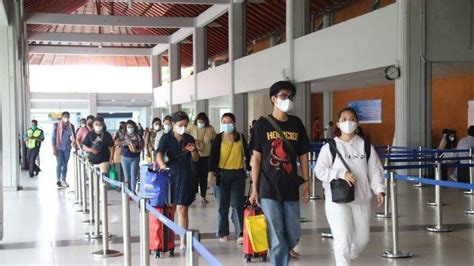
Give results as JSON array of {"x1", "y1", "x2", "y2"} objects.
[{"x1": 325, "y1": 201, "x2": 371, "y2": 266}]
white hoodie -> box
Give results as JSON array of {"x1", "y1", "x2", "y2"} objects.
[{"x1": 315, "y1": 135, "x2": 385, "y2": 204}]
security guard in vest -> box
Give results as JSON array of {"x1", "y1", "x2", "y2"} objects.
[{"x1": 24, "y1": 120, "x2": 45, "y2": 178}]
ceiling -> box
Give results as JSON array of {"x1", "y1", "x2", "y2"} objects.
[{"x1": 25, "y1": 0, "x2": 352, "y2": 67}]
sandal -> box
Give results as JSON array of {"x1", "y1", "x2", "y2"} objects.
[
  {"x1": 201, "y1": 198, "x2": 209, "y2": 204},
  {"x1": 289, "y1": 250, "x2": 300, "y2": 258},
  {"x1": 219, "y1": 236, "x2": 229, "y2": 242}
]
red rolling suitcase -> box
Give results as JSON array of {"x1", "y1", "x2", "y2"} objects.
[{"x1": 149, "y1": 205, "x2": 175, "y2": 258}]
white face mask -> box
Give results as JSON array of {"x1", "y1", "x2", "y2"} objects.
[
  {"x1": 126, "y1": 128, "x2": 134, "y2": 134},
  {"x1": 175, "y1": 125, "x2": 186, "y2": 135},
  {"x1": 275, "y1": 98, "x2": 294, "y2": 113},
  {"x1": 197, "y1": 122, "x2": 205, "y2": 129},
  {"x1": 153, "y1": 124, "x2": 161, "y2": 131},
  {"x1": 163, "y1": 124, "x2": 171, "y2": 133},
  {"x1": 62, "y1": 117, "x2": 69, "y2": 123},
  {"x1": 94, "y1": 125, "x2": 103, "y2": 132},
  {"x1": 220, "y1": 123, "x2": 235, "y2": 133},
  {"x1": 339, "y1": 121, "x2": 358, "y2": 135},
  {"x1": 81, "y1": 124, "x2": 86, "y2": 128}
]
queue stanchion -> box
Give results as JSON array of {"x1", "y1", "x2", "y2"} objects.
[
  {"x1": 92, "y1": 173, "x2": 122, "y2": 258},
  {"x1": 463, "y1": 148, "x2": 474, "y2": 196},
  {"x1": 414, "y1": 146, "x2": 427, "y2": 188},
  {"x1": 75, "y1": 156, "x2": 84, "y2": 212},
  {"x1": 139, "y1": 198, "x2": 150, "y2": 266},
  {"x1": 427, "y1": 154, "x2": 447, "y2": 207},
  {"x1": 73, "y1": 154, "x2": 80, "y2": 204},
  {"x1": 426, "y1": 162, "x2": 453, "y2": 232},
  {"x1": 382, "y1": 172, "x2": 412, "y2": 258},
  {"x1": 81, "y1": 159, "x2": 89, "y2": 215},
  {"x1": 310, "y1": 151, "x2": 322, "y2": 200},
  {"x1": 84, "y1": 168, "x2": 101, "y2": 239},
  {"x1": 186, "y1": 230, "x2": 200, "y2": 266},
  {"x1": 122, "y1": 183, "x2": 132, "y2": 266},
  {"x1": 376, "y1": 145, "x2": 391, "y2": 219},
  {"x1": 83, "y1": 163, "x2": 94, "y2": 225}
]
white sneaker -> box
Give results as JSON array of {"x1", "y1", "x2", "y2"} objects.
[
  {"x1": 61, "y1": 180, "x2": 70, "y2": 188},
  {"x1": 236, "y1": 237, "x2": 243, "y2": 245}
]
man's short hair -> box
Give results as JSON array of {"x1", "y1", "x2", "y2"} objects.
[
  {"x1": 269, "y1": 80, "x2": 296, "y2": 98},
  {"x1": 86, "y1": 115, "x2": 95, "y2": 121},
  {"x1": 62, "y1": 111, "x2": 70, "y2": 117}
]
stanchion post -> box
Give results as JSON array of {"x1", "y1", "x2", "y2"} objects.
[
  {"x1": 81, "y1": 160, "x2": 89, "y2": 214},
  {"x1": 426, "y1": 162, "x2": 453, "y2": 232},
  {"x1": 382, "y1": 172, "x2": 412, "y2": 258},
  {"x1": 75, "y1": 156, "x2": 84, "y2": 212},
  {"x1": 122, "y1": 183, "x2": 132, "y2": 266},
  {"x1": 463, "y1": 148, "x2": 474, "y2": 195},
  {"x1": 414, "y1": 146, "x2": 427, "y2": 188},
  {"x1": 92, "y1": 174, "x2": 122, "y2": 258},
  {"x1": 377, "y1": 145, "x2": 391, "y2": 219},
  {"x1": 310, "y1": 151, "x2": 322, "y2": 200},
  {"x1": 186, "y1": 230, "x2": 200, "y2": 266},
  {"x1": 84, "y1": 168, "x2": 101, "y2": 239},
  {"x1": 427, "y1": 154, "x2": 447, "y2": 207},
  {"x1": 139, "y1": 198, "x2": 150, "y2": 266},
  {"x1": 73, "y1": 155, "x2": 80, "y2": 204},
  {"x1": 83, "y1": 163, "x2": 95, "y2": 225}
]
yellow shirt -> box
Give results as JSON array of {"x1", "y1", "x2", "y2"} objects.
[
  {"x1": 218, "y1": 139, "x2": 245, "y2": 170},
  {"x1": 187, "y1": 125, "x2": 216, "y2": 157}
]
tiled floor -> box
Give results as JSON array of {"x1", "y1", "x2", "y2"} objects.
[{"x1": 1, "y1": 147, "x2": 474, "y2": 265}]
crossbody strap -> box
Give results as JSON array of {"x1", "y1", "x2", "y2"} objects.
[
  {"x1": 263, "y1": 115, "x2": 294, "y2": 157},
  {"x1": 328, "y1": 140, "x2": 352, "y2": 173}
]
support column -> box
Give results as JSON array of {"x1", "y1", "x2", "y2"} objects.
[
  {"x1": 88, "y1": 93, "x2": 97, "y2": 116},
  {"x1": 193, "y1": 27, "x2": 208, "y2": 115},
  {"x1": 287, "y1": 0, "x2": 312, "y2": 131},
  {"x1": 169, "y1": 43, "x2": 180, "y2": 114},
  {"x1": 322, "y1": 11, "x2": 333, "y2": 128},
  {"x1": 395, "y1": 0, "x2": 431, "y2": 147},
  {"x1": 151, "y1": 54, "x2": 162, "y2": 89},
  {"x1": 1, "y1": 24, "x2": 21, "y2": 190},
  {"x1": 229, "y1": 1, "x2": 248, "y2": 135}
]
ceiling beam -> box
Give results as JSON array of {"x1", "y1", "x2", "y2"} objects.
[
  {"x1": 100, "y1": 0, "x2": 265, "y2": 4},
  {"x1": 152, "y1": 4, "x2": 228, "y2": 55},
  {"x1": 28, "y1": 32, "x2": 170, "y2": 44},
  {"x1": 29, "y1": 45, "x2": 152, "y2": 56},
  {"x1": 26, "y1": 13, "x2": 195, "y2": 28}
]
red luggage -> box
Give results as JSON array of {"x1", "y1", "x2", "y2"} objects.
[
  {"x1": 243, "y1": 206, "x2": 268, "y2": 263},
  {"x1": 149, "y1": 205, "x2": 175, "y2": 258}
]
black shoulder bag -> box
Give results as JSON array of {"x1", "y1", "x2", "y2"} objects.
[
  {"x1": 327, "y1": 140, "x2": 354, "y2": 203},
  {"x1": 263, "y1": 116, "x2": 306, "y2": 186}
]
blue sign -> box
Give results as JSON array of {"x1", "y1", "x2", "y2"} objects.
[{"x1": 348, "y1": 99, "x2": 382, "y2": 124}]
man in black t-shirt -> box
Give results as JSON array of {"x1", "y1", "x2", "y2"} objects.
[
  {"x1": 82, "y1": 117, "x2": 114, "y2": 173},
  {"x1": 249, "y1": 81, "x2": 311, "y2": 266}
]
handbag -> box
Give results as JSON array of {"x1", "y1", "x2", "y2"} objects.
[
  {"x1": 263, "y1": 116, "x2": 305, "y2": 186},
  {"x1": 327, "y1": 140, "x2": 354, "y2": 203},
  {"x1": 108, "y1": 164, "x2": 119, "y2": 189},
  {"x1": 245, "y1": 207, "x2": 269, "y2": 253}
]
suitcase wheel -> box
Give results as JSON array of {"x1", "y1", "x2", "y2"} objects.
[
  {"x1": 260, "y1": 256, "x2": 267, "y2": 262},
  {"x1": 154, "y1": 251, "x2": 160, "y2": 258},
  {"x1": 169, "y1": 249, "x2": 175, "y2": 257},
  {"x1": 244, "y1": 254, "x2": 251, "y2": 263}
]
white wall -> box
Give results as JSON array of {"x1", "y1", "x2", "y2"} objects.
[
  {"x1": 171, "y1": 75, "x2": 194, "y2": 104},
  {"x1": 153, "y1": 84, "x2": 170, "y2": 108},
  {"x1": 294, "y1": 4, "x2": 397, "y2": 82},
  {"x1": 234, "y1": 43, "x2": 289, "y2": 93},
  {"x1": 197, "y1": 63, "x2": 231, "y2": 100}
]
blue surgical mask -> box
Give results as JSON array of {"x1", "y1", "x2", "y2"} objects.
[{"x1": 220, "y1": 123, "x2": 235, "y2": 133}]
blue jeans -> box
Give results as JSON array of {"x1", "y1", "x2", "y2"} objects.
[
  {"x1": 217, "y1": 169, "x2": 246, "y2": 238},
  {"x1": 121, "y1": 156, "x2": 140, "y2": 192},
  {"x1": 260, "y1": 198, "x2": 301, "y2": 266},
  {"x1": 56, "y1": 149, "x2": 71, "y2": 181}
]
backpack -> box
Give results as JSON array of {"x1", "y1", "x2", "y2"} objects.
[{"x1": 327, "y1": 138, "x2": 371, "y2": 164}]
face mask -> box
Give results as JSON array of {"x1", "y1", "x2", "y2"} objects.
[
  {"x1": 449, "y1": 136, "x2": 455, "y2": 142},
  {"x1": 127, "y1": 128, "x2": 134, "y2": 134},
  {"x1": 221, "y1": 123, "x2": 235, "y2": 133},
  {"x1": 154, "y1": 124, "x2": 161, "y2": 131},
  {"x1": 339, "y1": 121, "x2": 358, "y2": 135},
  {"x1": 197, "y1": 122, "x2": 205, "y2": 129},
  {"x1": 62, "y1": 117, "x2": 69, "y2": 123},
  {"x1": 31, "y1": 125, "x2": 37, "y2": 130},
  {"x1": 80, "y1": 124, "x2": 86, "y2": 128},
  {"x1": 175, "y1": 125, "x2": 186, "y2": 135},
  {"x1": 275, "y1": 98, "x2": 294, "y2": 113},
  {"x1": 94, "y1": 125, "x2": 103, "y2": 132},
  {"x1": 163, "y1": 124, "x2": 172, "y2": 133}
]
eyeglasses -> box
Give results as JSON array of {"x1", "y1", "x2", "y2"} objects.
[{"x1": 276, "y1": 93, "x2": 295, "y2": 101}]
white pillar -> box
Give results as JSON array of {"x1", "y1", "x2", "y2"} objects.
[
  {"x1": 322, "y1": 11, "x2": 333, "y2": 128},
  {"x1": 1, "y1": 24, "x2": 21, "y2": 190},
  {"x1": 169, "y1": 43, "x2": 180, "y2": 114},
  {"x1": 395, "y1": 0, "x2": 431, "y2": 147},
  {"x1": 229, "y1": 1, "x2": 248, "y2": 135},
  {"x1": 287, "y1": 0, "x2": 312, "y2": 132},
  {"x1": 88, "y1": 93, "x2": 97, "y2": 116},
  {"x1": 193, "y1": 27, "x2": 208, "y2": 115},
  {"x1": 151, "y1": 54, "x2": 162, "y2": 88}
]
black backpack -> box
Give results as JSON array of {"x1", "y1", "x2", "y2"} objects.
[{"x1": 327, "y1": 138, "x2": 371, "y2": 164}]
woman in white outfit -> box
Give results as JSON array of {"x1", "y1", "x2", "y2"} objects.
[{"x1": 315, "y1": 107, "x2": 385, "y2": 266}]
